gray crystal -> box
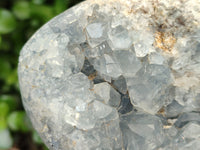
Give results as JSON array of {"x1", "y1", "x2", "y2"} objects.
[
  {"x1": 174, "y1": 112, "x2": 200, "y2": 128},
  {"x1": 108, "y1": 26, "x2": 132, "y2": 50},
  {"x1": 18, "y1": 0, "x2": 200, "y2": 149},
  {"x1": 121, "y1": 111, "x2": 165, "y2": 149},
  {"x1": 165, "y1": 100, "x2": 184, "y2": 118},
  {"x1": 93, "y1": 82, "x2": 121, "y2": 107},
  {"x1": 126, "y1": 64, "x2": 171, "y2": 114},
  {"x1": 114, "y1": 50, "x2": 142, "y2": 77},
  {"x1": 134, "y1": 41, "x2": 149, "y2": 57},
  {"x1": 148, "y1": 52, "x2": 165, "y2": 65},
  {"x1": 86, "y1": 23, "x2": 108, "y2": 47},
  {"x1": 86, "y1": 23, "x2": 104, "y2": 39},
  {"x1": 112, "y1": 76, "x2": 127, "y2": 94},
  {"x1": 174, "y1": 123, "x2": 200, "y2": 150},
  {"x1": 181, "y1": 123, "x2": 200, "y2": 139}
]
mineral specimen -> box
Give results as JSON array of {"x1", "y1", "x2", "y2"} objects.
[{"x1": 18, "y1": 0, "x2": 200, "y2": 149}]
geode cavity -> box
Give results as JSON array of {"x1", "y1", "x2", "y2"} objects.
[{"x1": 18, "y1": 0, "x2": 200, "y2": 149}]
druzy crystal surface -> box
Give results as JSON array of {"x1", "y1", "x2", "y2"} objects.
[{"x1": 18, "y1": 0, "x2": 200, "y2": 149}]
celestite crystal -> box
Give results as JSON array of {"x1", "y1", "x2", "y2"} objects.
[{"x1": 18, "y1": 0, "x2": 200, "y2": 149}]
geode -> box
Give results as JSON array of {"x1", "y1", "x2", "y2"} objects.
[{"x1": 18, "y1": 0, "x2": 200, "y2": 149}]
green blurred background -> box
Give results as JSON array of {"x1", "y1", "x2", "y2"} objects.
[{"x1": 0, "y1": 0, "x2": 83, "y2": 149}]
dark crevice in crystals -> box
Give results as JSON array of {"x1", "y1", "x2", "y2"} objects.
[
  {"x1": 81, "y1": 58, "x2": 96, "y2": 76},
  {"x1": 93, "y1": 75, "x2": 105, "y2": 84},
  {"x1": 81, "y1": 57, "x2": 105, "y2": 84},
  {"x1": 174, "y1": 112, "x2": 200, "y2": 128},
  {"x1": 110, "y1": 76, "x2": 135, "y2": 114},
  {"x1": 80, "y1": 42, "x2": 89, "y2": 50},
  {"x1": 111, "y1": 76, "x2": 127, "y2": 94},
  {"x1": 80, "y1": 42, "x2": 134, "y2": 114},
  {"x1": 118, "y1": 92, "x2": 134, "y2": 115}
]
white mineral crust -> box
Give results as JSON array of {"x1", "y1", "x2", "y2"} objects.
[{"x1": 18, "y1": 0, "x2": 200, "y2": 149}]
